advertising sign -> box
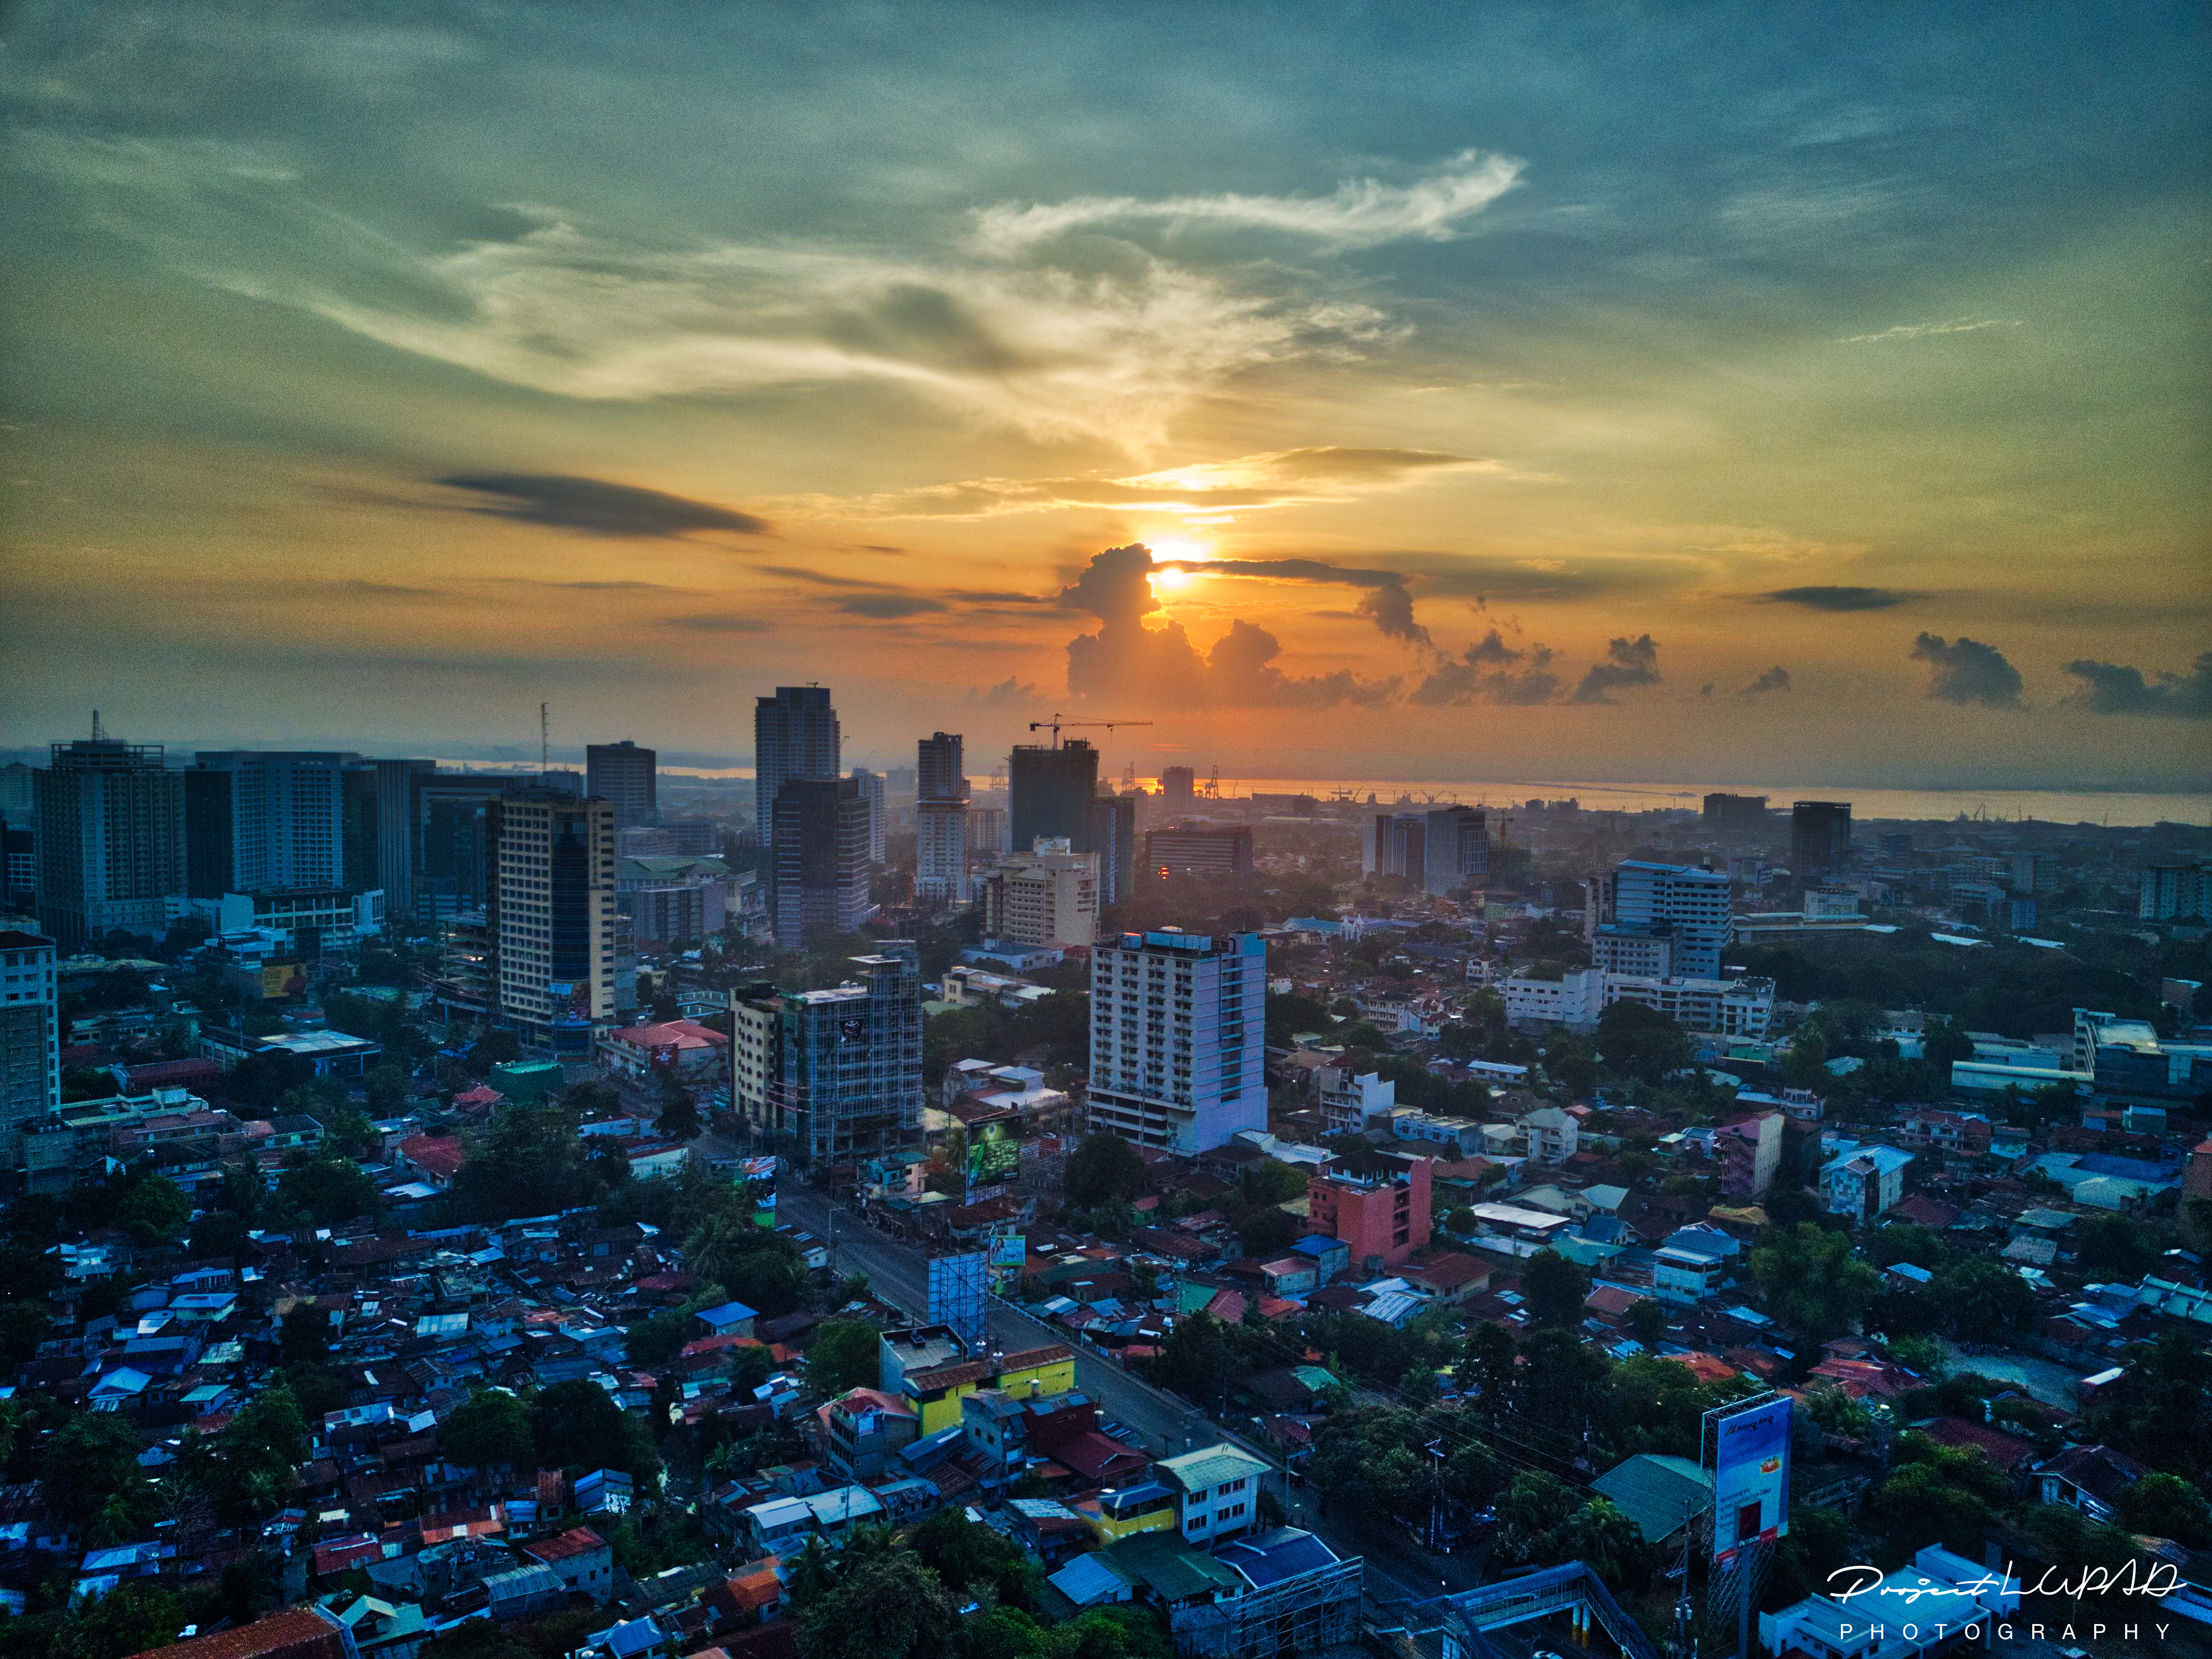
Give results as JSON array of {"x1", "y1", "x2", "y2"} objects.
[
  {"x1": 260, "y1": 962, "x2": 305, "y2": 1000},
  {"x1": 837, "y1": 1015, "x2": 868, "y2": 1042},
  {"x1": 1711, "y1": 1397, "x2": 1791, "y2": 1559},
  {"x1": 964, "y1": 1117, "x2": 1022, "y2": 1194},
  {"x1": 987, "y1": 1234, "x2": 1028, "y2": 1269}
]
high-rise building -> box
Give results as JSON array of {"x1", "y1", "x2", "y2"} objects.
[
  {"x1": 1791, "y1": 801, "x2": 1853, "y2": 888},
  {"x1": 771, "y1": 777, "x2": 874, "y2": 947},
  {"x1": 486, "y1": 790, "x2": 617, "y2": 1047},
  {"x1": 1144, "y1": 825, "x2": 1255, "y2": 880},
  {"x1": 1009, "y1": 740, "x2": 1098, "y2": 853},
  {"x1": 369, "y1": 759, "x2": 435, "y2": 913},
  {"x1": 1305, "y1": 1149, "x2": 1432, "y2": 1271},
  {"x1": 2141, "y1": 864, "x2": 2209, "y2": 922},
  {"x1": 1363, "y1": 813, "x2": 1425, "y2": 883},
  {"x1": 2, "y1": 823, "x2": 34, "y2": 915},
  {"x1": 1159, "y1": 765, "x2": 1196, "y2": 807},
  {"x1": 851, "y1": 768, "x2": 887, "y2": 865},
  {"x1": 979, "y1": 839, "x2": 1098, "y2": 947},
  {"x1": 34, "y1": 734, "x2": 186, "y2": 948},
  {"x1": 413, "y1": 773, "x2": 510, "y2": 923},
  {"x1": 186, "y1": 752, "x2": 378, "y2": 897},
  {"x1": 1085, "y1": 794, "x2": 1138, "y2": 907},
  {"x1": 915, "y1": 733, "x2": 969, "y2": 903},
  {"x1": 0, "y1": 931, "x2": 60, "y2": 1124},
  {"x1": 754, "y1": 687, "x2": 841, "y2": 829},
  {"x1": 1702, "y1": 794, "x2": 1770, "y2": 834},
  {"x1": 586, "y1": 741, "x2": 658, "y2": 830},
  {"x1": 0, "y1": 764, "x2": 34, "y2": 821},
  {"x1": 1362, "y1": 807, "x2": 1488, "y2": 896},
  {"x1": 1086, "y1": 927, "x2": 1265, "y2": 1153},
  {"x1": 1587, "y1": 860, "x2": 1734, "y2": 980},
  {"x1": 731, "y1": 945, "x2": 922, "y2": 1167}
]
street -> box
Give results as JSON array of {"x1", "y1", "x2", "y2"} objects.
[{"x1": 772, "y1": 1182, "x2": 1486, "y2": 1608}]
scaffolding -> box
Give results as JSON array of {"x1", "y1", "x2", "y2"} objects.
[
  {"x1": 925, "y1": 1250, "x2": 988, "y2": 1348},
  {"x1": 1423, "y1": 1561, "x2": 1663, "y2": 1659},
  {"x1": 1168, "y1": 1557, "x2": 1363, "y2": 1659}
]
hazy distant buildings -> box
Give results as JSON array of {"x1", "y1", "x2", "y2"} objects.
[
  {"x1": 1087, "y1": 927, "x2": 1265, "y2": 1154},
  {"x1": 1144, "y1": 825, "x2": 1254, "y2": 880},
  {"x1": 965, "y1": 807, "x2": 1010, "y2": 857},
  {"x1": 486, "y1": 790, "x2": 617, "y2": 1047},
  {"x1": 731, "y1": 945, "x2": 922, "y2": 1166},
  {"x1": 754, "y1": 687, "x2": 841, "y2": 829},
  {"x1": 1702, "y1": 793, "x2": 1769, "y2": 834},
  {"x1": 1085, "y1": 793, "x2": 1138, "y2": 906},
  {"x1": 34, "y1": 734, "x2": 186, "y2": 948},
  {"x1": 1588, "y1": 859, "x2": 1733, "y2": 980},
  {"x1": 1362, "y1": 806, "x2": 1488, "y2": 896},
  {"x1": 1160, "y1": 765, "x2": 1196, "y2": 807},
  {"x1": 851, "y1": 768, "x2": 887, "y2": 865},
  {"x1": 980, "y1": 838, "x2": 1099, "y2": 947},
  {"x1": 585, "y1": 740, "x2": 658, "y2": 830},
  {"x1": 1791, "y1": 800, "x2": 1853, "y2": 888},
  {"x1": 915, "y1": 732, "x2": 968, "y2": 904},
  {"x1": 2140, "y1": 863, "x2": 2209, "y2": 922},
  {"x1": 771, "y1": 777, "x2": 874, "y2": 946}
]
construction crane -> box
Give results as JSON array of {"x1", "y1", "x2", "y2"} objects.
[{"x1": 1026, "y1": 713, "x2": 1153, "y2": 748}]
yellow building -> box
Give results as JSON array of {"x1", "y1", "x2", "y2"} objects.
[{"x1": 1080, "y1": 1481, "x2": 1177, "y2": 1543}]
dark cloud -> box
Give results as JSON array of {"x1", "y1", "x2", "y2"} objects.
[
  {"x1": 1911, "y1": 633, "x2": 2022, "y2": 707},
  {"x1": 2062, "y1": 653, "x2": 2212, "y2": 718},
  {"x1": 759, "y1": 565, "x2": 901, "y2": 589},
  {"x1": 1172, "y1": 557, "x2": 1406, "y2": 589},
  {"x1": 1409, "y1": 630, "x2": 1563, "y2": 706},
  {"x1": 323, "y1": 579, "x2": 441, "y2": 596},
  {"x1": 1738, "y1": 665, "x2": 1792, "y2": 700},
  {"x1": 1764, "y1": 586, "x2": 1914, "y2": 611},
  {"x1": 836, "y1": 594, "x2": 949, "y2": 618},
  {"x1": 1356, "y1": 582, "x2": 1431, "y2": 649},
  {"x1": 1060, "y1": 544, "x2": 1393, "y2": 708},
  {"x1": 437, "y1": 474, "x2": 770, "y2": 538},
  {"x1": 969, "y1": 676, "x2": 1041, "y2": 709},
  {"x1": 858, "y1": 545, "x2": 906, "y2": 554},
  {"x1": 948, "y1": 589, "x2": 1055, "y2": 604},
  {"x1": 1573, "y1": 634, "x2": 1663, "y2": 703},
  {"x1": 660, "y1": 614, "x2": 773, "y2": 633}
]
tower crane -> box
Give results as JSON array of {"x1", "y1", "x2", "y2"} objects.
[{"x1": 1026, "y1": 713, "x2": 1154, "y2": 748}]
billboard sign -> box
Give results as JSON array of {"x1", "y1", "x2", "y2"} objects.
[
  {"x1": 1711, "y1": 1397, "x2": 1791, "y2": 1559},
  {"x1": 987, "y1": 1234, "x2": 1027, "y2": 1269},
  {"x1": 964, "y1": 1116, "x2": 1022, "y2": 1195}
]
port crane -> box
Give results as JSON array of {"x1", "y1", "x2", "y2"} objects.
[{"x1": 1026, "y1": 714, "x2": 1153, "y2": 748}]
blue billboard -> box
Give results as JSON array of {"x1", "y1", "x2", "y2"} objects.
[{"x1": 1712, "y1": 1397, "x2": 1790, "y2": 1559}]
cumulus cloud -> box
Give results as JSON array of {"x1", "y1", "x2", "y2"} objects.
[
  {"x1": 969, "y1": 676, "x2": 1041, "y2": 709},
  {"x1": 2062, "y1": 653, "x2": 2212, "y2": 719},
  {"x1": 1356, "y1": 582, "x2": 1431, "y2": 650},
  {"x1": 1763, "y1": 585, "x2": 1915, "y2": 612},
  {"x1": 1408, "y1": 630, "x2": 1564, "y2": 706},
  {"x1": 1059, "y1": 544, "x2": 1394, "y2": 708},
  {"x1": 971, "y1": 149, "x2": 1525, "y2": 253},
  {"x1": 1738, "y1": 665, "x2": 1792, "y2": 700},
  {"x1": 1911, "y1": 633, "x2": 2023, "y2": 707},
  {"x1": 438, "y1": 473, "x2": 769, "y2": 537},
  {"x1": 1572, "y1": 634, "x2": 1663, "y2": 703}
]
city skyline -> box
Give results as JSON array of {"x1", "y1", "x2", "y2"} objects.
[{"x1": 3, "y1": 3, "x2": 2208, "y2": 791}]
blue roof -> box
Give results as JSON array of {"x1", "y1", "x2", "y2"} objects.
[
  {"x1": 1216, "y1": 1527, "x2": 1340, "y2": 1588},
  {"x1": 1290, "y1": 1234, "x2": 1346, "y2": 1258},
  {"x1": 695, "y1": 1301, "x2": 759, "y2": 1326},
  {"x1": 2074, "y1": 1154, "x2": 2173, "y2": 1182}
]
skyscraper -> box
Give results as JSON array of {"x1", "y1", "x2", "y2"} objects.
[
  {"x1": 754, "y1": 687, "x2": 841, "y2": 828},
  {"x1": 1702, "y1": 793, "x2": 1770, "y2": 834},
  {"x1": 1420, "y1": 806, "x2": 1489, "y2": 897},
  {"x1": 1009, "y1": 740, "x2": 1098, "y2": 853},
  {"x1": 486, "y1": 790, "x2": 617, "y2": 1047},
  {"x1": 1087, "y1": 928, "x2": 1265, "y2": 1154},
  {"x1": 1160, "y1": 765, "x2": 1196, "y2": 807},
  {"x1": 850, "y1": 768, "x2": 886, "y2": 864},
  {"x1": 1588, "y1": 860, "x2": 1734, "y2": 979},
  {"x1": 413, "y1": 773, "x2": 510, "y2": 922},
  {"x1": 915, "y1": 732, "x2": 968, "y2": 902},
  {"x1": 0, "y1": 931, "x2": 59, "y2": 1123},
  {"x1": 185, "y1": 752, "x2": 379, "y2": 897},
  {"x1": 771, "y1": 777, "x2": 874, "y2": 946},
  {"x1": 34, "y1": 733, "x2": 186, "y2": 948},
  {"x1": 586, "y1": 740, "x2": 658, "y2": 830},
  {"x1": 370, "y1": 758, "x2": 436, "y2": 912},
  {"x1": 731, "y1": 944, "x2": 922, "y2": 1167},
  {"x1": 1791, "y1": 801, "x2": 1853, "y2": 888},
  {"x1": 1084, "y1": 793, "x2": 1138, "y2": 907}
]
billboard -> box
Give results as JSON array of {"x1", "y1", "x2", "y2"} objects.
[
  {"x1": 1711, "y1": 1397, "x2": 1791, "y2": 1559},
  {"x1": 987, "y1": 1233, "x2": 1028, "y2": 1270},
  {"x1": 963, "y1": 1116, "x2": 1022, "y2": 1196}
]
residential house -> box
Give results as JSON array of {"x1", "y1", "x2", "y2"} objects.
[{"x1": 1154, "y1": 1443, "x2": 1271, "y2": 1547}]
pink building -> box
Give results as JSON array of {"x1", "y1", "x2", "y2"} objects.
[{"x1": 1305, "y1": 1150, "x2": 1432, "y2": 1271}]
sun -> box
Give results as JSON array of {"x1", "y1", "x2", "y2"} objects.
[
  {"x1": 1150, "y1": 566, "x2": 1192, "y2": 592},
  {"x1": 1147, "y1": 539, "x2": 1208, "y2": 592}
]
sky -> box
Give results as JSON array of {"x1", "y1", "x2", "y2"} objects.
[{"x1": 2, "y1": 1, "x2": 2208, "y2": 789}]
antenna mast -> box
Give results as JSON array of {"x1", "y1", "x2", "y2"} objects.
[
  {"x1": 540, "y1": 703, "x2": 549, "y2": 776},
  {"x1": 91, "y1": 711, "x2": 106, "y2": 740}
]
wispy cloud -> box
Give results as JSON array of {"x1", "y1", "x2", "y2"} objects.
[
  {"x1": 1834, "y1": 317, "x2": 2021, "y2": 344},
  {"x1": 439, "y1": 473, "x2": 769, "y2": 537},
  {"x1": 970, "y1": 150, "x2": 1525, "y2": 253}
]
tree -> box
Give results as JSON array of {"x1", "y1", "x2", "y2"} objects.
[
  {"x1": 117, "y1": 1176, "x2": 191, "y2": 1246},
  {"x1": 2115, "y1": 1472, "x2": 2212, "y2": 1549},
  {"x1": 797, "y1": 1552, "x2": 956, "y2": 1659},
  {"x1": 807, "y1": 1320, "x2": 882, "y2": 1398},
  {"x1": 1151, "y1": 1313, "x2": 1245, "y2": 1409},
  {"x1": 1936, "y1": 1258, "x2": 2036, "y2": 1342},
  {"x1": 1063, "y1": 1133, "x2": 1146, "y2": 1208},
  {"x1": 420, "y1": 1623, "x2": 537, "y2": 1659},
  {"x1": 1750, "y1": 1223, "x2": 1880, "y2": 1342},
  {"x1": 1492, "y1": 1470, "x2": 1583, "y2": 1565},
  {"x1": 210, "y1": 1382, "x2": 307, "y2": 1522},
  {"x1": 909, "y1": 1506, "x2": 1039, "y2": 1610},
  {"x1": 685, "y1": 1215, "x2": 808, "y2": 1316},
  {"x1": 1550, "y1": 1497, "x2": 1649, "y2": 1589},
  {"x1": 654, "y1": 1078, "x2": 702, "y2": 1143},
  {"x1": 2074, "y1": 1214, "x2": 2163, "y2": 1282},
  {"x1": 1627, "y1": 1299, "x2": 1668, "y2": 1346},
  {"x1": 363, "y1": 1064, "x2": 410, "y2": 1115},
  {"x1": 451, "y1": 1100, "x2": 621, "y2": 1223},
  {"x1": 1520, "y1": 1250, "x2": 1590, "y2": 1327},
  {"x1": 276, "y1": 1156, "x2": 379, "y2": 1227},
  {"x1": 0, "y1": 1301, "x2": 49, "y2": 1364},
  {"x1": 532, "y1": 1380, "x2": 658, "y2": 1486},
  {"x1": 187, "y1": 1211, "x2": 250, "y2": 1262},
  {"x1": 43, "y1": 1411, "x2": 153, "y2": 1537},
  {"x1": 1597, "y1": 1000, "x2": 1692, "y2": 1082},
  {"x1": 444, "y1": 1389, "x2": 535, "y2": 1472},
  {"x1": 1922, "y1": 1015, "x2": 1974, "y2": 1069}
]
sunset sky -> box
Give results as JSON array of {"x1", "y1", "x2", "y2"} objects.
[{"x1": 3, "y1": 2, "x2": 2207, "y2": 789}]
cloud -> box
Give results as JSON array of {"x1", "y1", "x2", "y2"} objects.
[
  {"x1": 1172, "y1": 556, "x2": 1406, "y2": 588},
  {"x1": 659, "y1": 614, "x2": 773, "y2": 633},
  {"x1": 971, "y1": 149, "x2": 1525, "y2": 253},
  {"x1": 1408, "y1": 630, "x2": 1563, "y2": 706},
  {"x1": 2062, "y1": 653, "x2": 2212, "y2": 719},
  {"x1": 1762, "y1": 585, "x2": 1914, "y2": 611},
  {"x1": 1356, "y1": 583, "x2": 1431, "y2": 650},
  {"x1": 438, "y1": 473, "x2": 769, "y2": 538},
  {"x1": 1060, "y1": 544, "x2": 1394, "y2": 708},
  {"x1": 968, "y1": 676, "x2": 1041, "y2": 709},
  {"x1": 1911, "y1": 633, "x2": 2022, "y2": 707},
  {"x1": 1572, "y1": 634, "x2": 1663, "y2": 703},
  {"x1": 1834, "y1": 317, "x2": 2021, "y2": 344},
  {"x1": 1738, "y1": 665, "x2": 1792, "y2": 700},
  {"x1": 835, "y1": 594, "x2": 948, "y2": 619}
]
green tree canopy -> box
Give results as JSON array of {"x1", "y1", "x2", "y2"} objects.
[
  {"x1": 807, "y1": 1320, "x2": 882, "y2": 1398},
  {"x1": 117, "y1": 1175, "x2": 191, "y2": 1246},
  {"x1": 444, "y1": 1389, "x2": 535, "y2": 1471},
  {"x1": 276, "y1": 1156, "x2": 379, "y2": 1228},
  {"x1": 1519, "y1": 1250, "x2": 1590, "y2": 1327},
  {"x1": 797, "y1": 1551, "x2": 956, "y2": 1659},
  {"x1": 1595, "y1": 1000, "x2": 1692, "y2": 1082},
  {"x1": 1063, "y1": 1133, "x2": 1147, "y2": 1208},
  {"x1": 1750, "y1": 1223, "x2": 1880, "y2": 1343}
]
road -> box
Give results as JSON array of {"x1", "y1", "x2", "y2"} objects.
[{"x1": 774, "y1": 1182, "x2": 1486, "y2": 1608}]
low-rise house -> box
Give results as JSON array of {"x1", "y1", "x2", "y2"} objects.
[
  {"x1": 1154, "y1": 1443, "x2": 1270, "y2": 1548},
  {"x1": 2035, "y1": 1443, "x2": 2147, "y2": 1521},
  {"x1": 817, "y1": 1387, "x2": 920, "y2": 1480},
  {"x1": 518, "y1": 1525, "x2": 615, "y2": 1604}
]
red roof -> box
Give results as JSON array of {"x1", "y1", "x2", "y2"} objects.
[
  {"x1": 521, "y1": 1525, "x2": 609, "y2": 1564},
  {"x1": 1921, "y1": 1416, "x2": 2035, "y2": 1474},
  {"x1": 607, "y1": 1019, "x2": 728, "y2": 1051},
  {"x1": 133, "y1": 1608, "x2": 352, "y2": 1659},
  {"x1": 452, "y1": 1084, "x2": 504, "y2": 1108},
  {"x1": 398, "y1": 1134, "x2": 467, "y2": 1180}
]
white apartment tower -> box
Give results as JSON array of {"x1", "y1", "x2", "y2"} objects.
[
  {"x1": 1087, "y1": 928, "x2": 1266, "y2": 1153},
  {"x1": 915, "y1": 732, "x2": 969, "y2": 903},
  {"x1": 486, "y1": 791, "x2": 617, "y2": 1046},
  {"x1": 979, "y1": 838, "x2": 1098, "y2": 948},
  {"x1": 850, "y1": 767, "x2": 887, "y2": 865},
  {"x1": 0, "y1": 931, "x2": 60, "y2": 1122},
  {"x1": 1589, "y1": 859, "x2": 1734, "y2": 980}
]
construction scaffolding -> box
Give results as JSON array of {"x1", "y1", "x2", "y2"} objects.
[
  {"x1": 1421, "y1": 1561, "x2": 1663, "y2": 1659},
  {"x1": 1168, "y1": 1557, "x2": 1363, "y2": 1659},
  {"x1": 925, "y1": 1250, "x2": 988, "y2": 1349}
]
